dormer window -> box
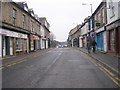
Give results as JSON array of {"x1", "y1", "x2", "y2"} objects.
[
  {"x1": 31, "y1": 13, "x2": 34, "y2": 17},
  {"x1": 24, "y1": 3, "x2": 28, "y2": 12},
  {"x1": 17, "y1": 2, "x2": 28, "y2": 12},
  {"x1": 28, "y1": 9, "x2": 34, "y2": 17}
]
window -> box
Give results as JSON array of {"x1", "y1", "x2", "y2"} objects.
[
  {"x1": 110, "y1": 30, "x2": 115, "y2": 51},
  {"x1": 109, "y1": 0, "x2": 115, "y2": 18},
  {"x1": 119, "y1": 1, "x2": 120, "y2": 7},
  {"x1": 12, "y1": 8, "x2": 17, "y2": 25},
  {"x1": 22, "y1": 14, "x2": 25, "y2": 28},
  {"x1": 98, "y1": 12, "x2": 101, "y2": 23},
  {"x1": 30, "y1": 20, "x2": 33, "y2": 32},
  {"x1": 16, "y1": 38, "x2": 22, "y2": 51},
  {"x1": 32, "y1": 22, "x2": 34, "y2": 32},
  {"x1": 23, "y1": 39, "x2": 27, "y2": 50},
  {"x1": 0, "y1": 1, "x2": 1, "y2": 17},
  {"x1": 101, "y1": 8, "x2": 105, "y2": 24},
  {"x1": 119, "y1": 1, "x2": 120, "y2": 18}
]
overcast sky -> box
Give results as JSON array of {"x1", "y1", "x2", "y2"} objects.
[{"x1": 13, "y1": 0, "x2": 102, "y2": 42}]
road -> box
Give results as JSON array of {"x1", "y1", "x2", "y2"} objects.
[{"x1": 2, "y1": 48, "x2": 118, "y2": 88}]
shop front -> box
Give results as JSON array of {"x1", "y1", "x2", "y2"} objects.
[
  {"x1": 82, "y1": 35, "x2": 87, "y2": 48},
  {"x1": 95, "y1": 27, "x2": 107, "y2": 52},
  {"x1": 0, "y1": 29, "x2": 2, "y2": 58},
  {"x1": 1, "y1": 28, "x2": 28, "y2": 57},
  {"x1": 30, "y1": 34, "x2": 39, "y2": 51},
  {"x1": 79, "y1": 36, "x2": 83, "y2": 48},
  {"x1": 107, "y1": 19, "x2": 120, "y2": 55}
]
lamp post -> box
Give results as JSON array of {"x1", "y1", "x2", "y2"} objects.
[
  {"x1": 82, "y1": 3, "x2": 93, "y2": 15},
  {"x1": 82, "y1": 3, "x2": 96, "y2": 47}
]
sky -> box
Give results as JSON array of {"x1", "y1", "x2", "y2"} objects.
[{"x1": 13, "y1": 0, "x2": 102, "y2": 42}]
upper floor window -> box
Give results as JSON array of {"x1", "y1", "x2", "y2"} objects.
[
  {"x1": 101, "y1": 8, "x2": 105, "y2": 24},
  {"x1": 98, "y1": 12, "x2": 101, "y2": 23},
  {"x1": 109, "y1": 0, "x2": 115, "y2": 18},
  {"x1": 119, "y1": 1, "x2": 120, "y2": 7},
  {"x1": 0, "y1": 1, "x2": 1, "y2": 14},
  {"x1": 12, "y1": 8, "x2": 17, "y2": 25},
  {"x1": 30, "y1": 20, "x2": 33, "y2": 32},
  {"x1": 22, "y1": 14, "x2": 25, "y2": 28}
]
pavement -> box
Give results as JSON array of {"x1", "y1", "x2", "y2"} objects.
[{"x1": 77, "y1": 47, "x2": 120, "y2": 76}]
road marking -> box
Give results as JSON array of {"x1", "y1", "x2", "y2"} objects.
[
  {"x1": 0, "y1": 65, "x2": 2, "y2": 67},
  {"x1": 98, "y1": 63, "x2": 115, "y2": 76},
  {"x1": 116, "y1": 77, "x2": 120, "y2": 82},
  {"x1": 99, "y1": 67, "x2": 120, "y2": 87},
  {"x1": 88, "y1": 56, "x2": 120, "y2": 87},
  {"x1": 6, "y1": 62, "x2": 17, "y2": 67},
  {"x1": 0, "y1": 59, "x2": 27, "y2": 69},
  {"x1": 0, "y1": 67, "x2": 3, "y2": 70},
  {"x1": 95, "y1": 59, "x2": 120, "y2": 75},
  {"x1": 15, "y1": 60, "x2": 27, "y2": 64},
  {"x1": 45, "y1": 53, "x2": 62, "y2": 73},
  {"x1": 0, "y1": 49, "x2": 55, "y2": 70}
]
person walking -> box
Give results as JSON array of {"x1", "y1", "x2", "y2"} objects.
[
  {"x1": 92, "y1": 39, "x2": 97, "y2": 53},
  {"x1": 87, "y1": 34, "x2": 92, "y2": 54}
]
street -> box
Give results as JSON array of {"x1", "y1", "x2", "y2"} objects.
[{"x1": 2, "y1": 48, "x2": 118, "y2": 88}]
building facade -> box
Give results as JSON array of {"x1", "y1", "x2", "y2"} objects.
[
  {"x1": 106, "y1": 0, "x2": 120, "y2": 55},
  {"x1": 0, "y1": 1, "x2": 50, "y2": 58},
  {"x1": 68, "y1": 25, "x2": 81, "y2": 47},
  {"x1": 67, "y1": 0, "x2": 120, "y2": 56},
  {"x1": 0, "y1": 2, "x2": 30, "y2": 57},
  {"x1": 94, "y1": 1, "x2": 107, "y2": 52},
  {"x1": 79, "y1": 17, "x2": 90, "y2": 48},
  {"x1": 39, "y1": 17, "x2": 50, "y2": 49}
]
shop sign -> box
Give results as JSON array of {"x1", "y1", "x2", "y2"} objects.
[
  {"x1": 96, "y1": 27, "x2": 105, "y2": 33},
  {"x1": 1, "y1": 29, "x2": 27, "y2": 39},
  {"x1": 30, "y1": 35, "x2": 39, "y2": 40}
]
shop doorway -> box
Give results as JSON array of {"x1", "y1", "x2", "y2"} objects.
[
  {"x1": 116, "y1": 28, "x2": 120, "y2": 55},
  {"x1": 2, "y1": 36, "x2": 10, "y2": 56}
]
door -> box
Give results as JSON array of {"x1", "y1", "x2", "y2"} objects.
[
  {"x1": 100, "y1": 32, "x2": 103, "y2": 50},
  {"x1": 5, "y1": 36, "x2": 10, "y2": 55},
  {"x1": 2, "y1": 36, "x2": 6, "y2": 56},
  {"x1": 0, "y1": 35, "x2": 2, "y2": 57},
  {"x1": 103, "y1": 31, "x2": 107, "y2": 52},
  {"x1": 10, "y1": 38, "x2": 13, "y2": 55},
  {"x1": 116, "y1": 27, "x2": 120, "y2": 54}
]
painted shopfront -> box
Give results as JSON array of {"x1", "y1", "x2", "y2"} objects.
[{"x1": 0, "y1": 28, "x2": 28, "y2": 57}]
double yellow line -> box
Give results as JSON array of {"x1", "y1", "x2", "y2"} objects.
[
  {"x1": 0, "y1": 49, "x2": 51, "y2": 70},
  {"x1": 0, "y1": 59, "x2": 27, "y2": 70},
  {"x1": 88, "y1": 57, "x2": 120, "y2": 87}
]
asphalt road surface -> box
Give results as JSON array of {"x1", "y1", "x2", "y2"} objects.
[{"x1": 2, "y1": 48, "x2": 118, "y2": 88}]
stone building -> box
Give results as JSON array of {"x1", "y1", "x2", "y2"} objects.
[{"x1": 0, "y1": 1, "x2": 50, "y2": 58}]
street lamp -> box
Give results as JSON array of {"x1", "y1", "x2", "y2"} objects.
[
  {"x1": 82, "y1": 3, "x2": 96, "y2": 42},
  {"x1": 82, "y1": 3, "x2": 93, "y2": 15}
]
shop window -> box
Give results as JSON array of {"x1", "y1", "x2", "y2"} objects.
[
  {"x1": 110, "y1": 30, "x2": 115, "y2": 51},
  {"x1": 23, "y1": 39, "x2": 27, "y2": 50},
  {"x1": 16, "y1": 38, "x2": 23, "y2": 51}
]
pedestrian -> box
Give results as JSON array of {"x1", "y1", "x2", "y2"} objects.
[
  {"x1": 87, "y1": 34, "x2": 92, "y2": 54},
  {"x1": 92, "y1": 39, "x2": 97, "y2": 53}
]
